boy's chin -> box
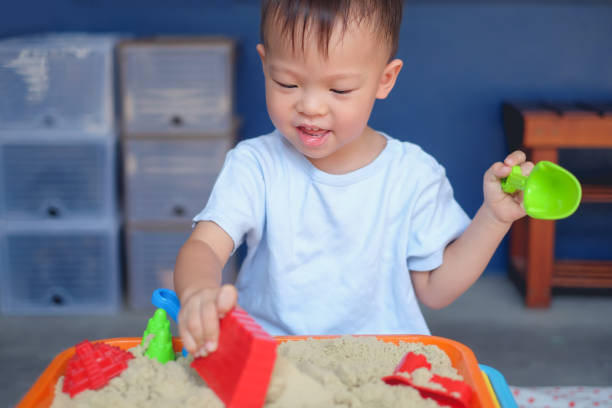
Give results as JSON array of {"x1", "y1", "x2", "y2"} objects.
[
  {"x1": 291, "y1": 139, "x2": 331, "y2": 157},
  {"x1": 283, "y1": 136, "x2": 329, "y2": 157},
  {"x1": 302, "y1": 150, "x2": 329, "y2": 160}
]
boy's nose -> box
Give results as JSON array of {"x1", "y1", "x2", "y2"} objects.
[{"x1": 296, "y1": 91, "x2": 328, "y2": 117}]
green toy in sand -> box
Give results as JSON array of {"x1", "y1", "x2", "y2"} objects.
[{"x1": 142, "y1": 308, "x2": 176, "y2": 364}]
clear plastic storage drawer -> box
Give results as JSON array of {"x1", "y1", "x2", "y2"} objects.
[
  {"x1": 124, "y1": 136, "x2": 233, "y2": 222},
  {"x1": 0, "y1": 219, "x2": 121, "y2": 314},
  {"x1": 126, "y1": 225, "x2": 238, "y2": 309},
  {"x1": 0, "y1": 33, "x2": 117, "y2": 135},
  {"x1": 0, "y1": 138, "x2": 118, "y2": 220},
  {"x1": 126, "y1": 226, "x2": 190, "y2": 309},
  {"x1": 119, "y1": 38, "x2": 235, "y2": 136}
]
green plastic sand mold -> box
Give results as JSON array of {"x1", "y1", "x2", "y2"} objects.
[
  {"x1": 142, "y1": 308, "x2": 176, "y2": 364},
  {"x1": 501, "y1": 160, "x2": 582, "y2": 220}
]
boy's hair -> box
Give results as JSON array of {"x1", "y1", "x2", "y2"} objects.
[{"x1": 260, "y1": 0, "x2": 403, "y2": 60}]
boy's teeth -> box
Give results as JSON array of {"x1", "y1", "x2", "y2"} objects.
[{"x1": 300, "y1": 126, "x2": 326, "y2": 136}]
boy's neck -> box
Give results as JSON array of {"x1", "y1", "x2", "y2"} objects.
[{"x1": 306, "y1": 127, "x2": 387, "y2": 175}]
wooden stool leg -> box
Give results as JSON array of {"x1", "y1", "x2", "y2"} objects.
[
  {"x1": 524, "y1": 148, "x2": 559, "y2": 308},
  {"x1": 525, "y1": 218, "x2": 556, "y2": 307},
  {"x1": 509, "y1": 217, "x2": 527, "y2": 262}
]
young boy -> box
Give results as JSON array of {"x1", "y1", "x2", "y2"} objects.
[{"x1": 174, "y1": 0, "x2": 532, "y2": 358}]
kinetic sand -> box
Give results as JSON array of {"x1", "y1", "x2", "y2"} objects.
[{"x1": 51, "y1": 336, "x2": 463, "y2": 408}]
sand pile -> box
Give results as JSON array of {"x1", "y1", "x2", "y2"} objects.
[{"x1": 51, "y1": 336, "x2": 462, "y2": 408}]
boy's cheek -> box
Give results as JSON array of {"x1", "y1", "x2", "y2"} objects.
[
  {"x1": 265, "y1": 101, "x2": 289, "y2": 131},
  {"x1": 266, "y1": 92, "x2": 292, "y2": 116}
]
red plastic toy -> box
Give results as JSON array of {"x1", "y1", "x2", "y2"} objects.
[
  {"x1": 191, "y1": 306, "x2": 277, "y2": 408},
  {"x1": 382, "y1": 351, "x2": 472, "y2": 408},
  {"x1": 62, "y1": 340, "x2": 134, "y2": 397}
]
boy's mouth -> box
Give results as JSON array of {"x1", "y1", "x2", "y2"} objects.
[
  {"x1": 298, "y1": 126, "x2": 328, "y2": 137},
  {"x1": 296, "y1": 126, "x2": 330, "y2": 147}
]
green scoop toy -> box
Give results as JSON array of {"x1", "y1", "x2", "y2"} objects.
[{"x1": 501, "y1": 160, "x2": 582, "y2": 220}]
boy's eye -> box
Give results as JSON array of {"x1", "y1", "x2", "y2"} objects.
[
  {"x1": 331, "y1": 89, "x2": 352, "y2": 95},
  {"x1": 274, "y1": 80, "x2": 297, "y2": 89}
]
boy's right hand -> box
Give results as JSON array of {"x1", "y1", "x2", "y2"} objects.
[{"x1": 178, "y1": 284, "x2": 238, "y2": 357}]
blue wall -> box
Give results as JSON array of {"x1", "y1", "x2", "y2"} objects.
[{"x1": 3, "y1": 1, "x2": 612, "y2": 273}]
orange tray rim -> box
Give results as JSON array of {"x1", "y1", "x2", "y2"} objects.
[{"x1": 17, "y1": 334, "x2": 495, "y2": 408}]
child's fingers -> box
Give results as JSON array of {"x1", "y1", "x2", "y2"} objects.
[
  {"x1": 180, "y1": 300, "x2": 205, "y2": 354},
  {"x1": 490, "y1": 151, "x2": 532, "y2": 181},
  {"x1": 488, "y1": 161, "x2": 510, "y2": 181},
  {"x1": 199, "y1": 300, "x2": 220, "y2": 355},
  {"x1": 178, "y1": 287, "x2": 232, "y2": 357},
  {"x1": 503, "y1": 150, "x2": 527, "y2": 167},
  {"x1": 519, "y1": 160, "x2": 534, "y2": 176},
  {"x1": 217, "y1": 284, "x2": 237, "y2": 317},
  {"x1": 179, "y1": 321, "x2": 198, "y2": 355}
]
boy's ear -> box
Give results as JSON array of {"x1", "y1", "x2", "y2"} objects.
[
  {"x1": 256, "y1": 43, "x2": 266, "y2": 66},
  {"x1": 376, "y1": 58, "x2": 403, "y2": 99}
]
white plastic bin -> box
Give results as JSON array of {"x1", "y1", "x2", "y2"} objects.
[
  {"x1": 0, "y1": 218, "x2": 121, "y2": 314},
  {"x1": 123, "y1": 136, "x2": 234, "y2": 222},
  {"x1": 0, "y1": 33, "x2": 117, "y2": 136},
  {"x1": 119, "y1": 37, "x2": 235, "y2": 136},
  {"x1": 0, "y1": 137, "x2": 118, "y2": 220},
  {"x1": 126, "y1": 224, "x2": 238, "y2": 309}
]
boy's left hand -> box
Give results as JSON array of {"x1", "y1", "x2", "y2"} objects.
[{"x1": 482, "y1": 150, "x2": 534, "y2": 224}]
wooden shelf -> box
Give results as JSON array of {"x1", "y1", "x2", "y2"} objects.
[
  {"x1": 582, "y1": 185, "x2": 612, "y2": 203},
  {"x1": 553, "y1": 260, "x2": 612, "y2": 287},
  {"x1": 524, "y1": 113, "x2": 612, "y2": 148},
  {"x1": 512, "y1": 257, "x2": 612, "y2": 288},
  {"x1": 504, "y1": 101, "x2": 612, "y2": 307}
]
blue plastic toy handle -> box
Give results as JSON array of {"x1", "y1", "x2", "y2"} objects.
[
  {"x1": 151, "y1": 288, "x2": 187, "y2": 356},
  {"x1": 152, "y1": 288, "x2": 181, "y2": 322}
]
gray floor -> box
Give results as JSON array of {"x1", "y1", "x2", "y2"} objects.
[{"x1": 2, "y1": 275, "x2": 612, "y2": 407}]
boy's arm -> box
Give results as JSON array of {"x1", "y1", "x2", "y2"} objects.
[
  {"x1": 174, "y1": 220, "x2": 236, "y2": 355},
  {"x1": 411, "y1": 150, "x2": 532, "y2": 309},
  {"x1": 411, "y1": 205, "x2": 511, "y2": 309},
  {"x1": 174, "y1": 221, "x2": 233, "y2": 299}
]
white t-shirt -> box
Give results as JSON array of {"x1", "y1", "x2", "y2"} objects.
[{"x1": 193, "y1": 129, "x2": 471, "y2": 336}]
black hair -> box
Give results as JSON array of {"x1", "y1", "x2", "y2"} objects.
[{"x1": 260, "y1": 0, "x2": 403, "y2": 60}]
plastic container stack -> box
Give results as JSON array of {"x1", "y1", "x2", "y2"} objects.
[
  {"x1": 118, "y1": 37, "x2": 239, "y2": 309},
  {"x1": 0, "y1": 33, "x2": 121, "y2": 314}
]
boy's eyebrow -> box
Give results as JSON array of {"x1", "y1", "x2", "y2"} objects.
[
  {"x1": 269, "y1": 64, "x2": 362, "y2": 80},
  {"x1": 269, "y1": 64, "x2": 296, "y2": 76},
  {"x1": 324, "y1": 72, "x2": 362, "y2": 81}
]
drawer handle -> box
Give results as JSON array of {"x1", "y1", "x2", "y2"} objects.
[
  {"x1": 47, "y1": 206, "x2": 61, "y2": 218},
  {"x1": 51, "y1": 293, "x2": 65, "y2": 305},
  {"x1": 170, "y1": 115, "x2": 184, "y2": 127},
  {"x1": 43, "y1": 115, "x2": 55, "y2": 128},
  {"x1": 173, "y1": 205, "x2": 185, "y2": 216}
]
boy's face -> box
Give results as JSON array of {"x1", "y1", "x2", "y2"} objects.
[{"x1": 257, "y1": 19, "x2": 402, "y2": 171}]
